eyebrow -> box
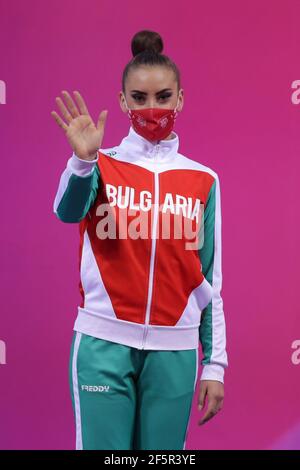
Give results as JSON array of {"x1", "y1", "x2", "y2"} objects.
[{"x1": 130, "y1": 88, "x2": 173, "y2": 95}]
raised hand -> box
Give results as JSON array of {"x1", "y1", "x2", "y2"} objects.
[{"x1": 51, "y1": 90, "x2": 108, "y2": 161}]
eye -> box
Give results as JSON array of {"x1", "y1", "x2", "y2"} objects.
[
  {"x1": 158, "y1": 93, "x2": 172, "y2": 101},
  {"x1": 132, "y1": 95, "x2": 144, "y2": 102}
]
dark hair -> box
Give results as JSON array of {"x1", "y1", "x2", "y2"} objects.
[{"x1": 122, "y1": 30, "x2": 181, "y2": 93}]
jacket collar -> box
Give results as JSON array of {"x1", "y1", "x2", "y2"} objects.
[{"x1": 118, "y1": 125, "x2": 179, "y2": 162}]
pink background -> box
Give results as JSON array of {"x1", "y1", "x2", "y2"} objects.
[{"x1": 0, "y1": 0, "x2": 300, "y2": 450}]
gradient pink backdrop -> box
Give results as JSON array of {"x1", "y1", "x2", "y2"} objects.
[{"x1": 0, "y1": 0, "x2": 299, "y2": 450}]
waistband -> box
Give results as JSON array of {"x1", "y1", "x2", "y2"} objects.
[{"x1": 73, "y1": 307, "x2": 200, "y2": 351}]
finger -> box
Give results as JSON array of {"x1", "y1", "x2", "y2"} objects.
[
  {"x1": 198, "y1": 383, "x2": 207, "y2": 410},
  {"x1": 96, "y1": 110, "x2": 108, "y2": 131},
  {"x1": 51, "y1": 110, "x2": 68, "y2": 132},
  {"x1": 198, "y1": 409, "x2": 217, "y2": 426},
  {"x1": 61, "y1": 90, "x2": 80, "y2": 118},
  {"x1": 217, "y1": 398, "x2": 224, "y2": 411},
  {"x1": 199, "y1": 403, "x2": 219, "y2": 425},
  {"x1": 73, "y1": 90, "x2": 90, "y2": 115},
  {"x1": 198, "y1": 397, "x2": 221, "y2": 426},
  {"x1": 55, "y1": 96, "x2": 73, "y2": 124}
]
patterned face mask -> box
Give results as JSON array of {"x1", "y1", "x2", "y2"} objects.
[{"x1": 123, "y1": 95, "x2": 180, "y2": 142}]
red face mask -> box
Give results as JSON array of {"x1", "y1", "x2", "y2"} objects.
[{"x1": 124, "y1": 96, "x2": 180, "y2": 142}]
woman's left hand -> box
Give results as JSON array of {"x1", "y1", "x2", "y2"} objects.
[{"x1": 197, "y1": 380, "x2": 224, "y2": 425}]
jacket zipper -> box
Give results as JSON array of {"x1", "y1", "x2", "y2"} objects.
[{"x1": 141, "y1": 143, "x2": 160, "y2": 349}]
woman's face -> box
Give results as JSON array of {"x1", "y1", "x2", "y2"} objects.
[{"x1": 119, "y1": 65, "x2": 184, "y2": 113}]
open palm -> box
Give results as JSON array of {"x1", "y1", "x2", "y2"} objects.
[{"x1": 51, "y1": 90, "x2": 108, "y2": 160}]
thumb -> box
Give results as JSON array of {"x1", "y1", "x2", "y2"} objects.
[
  {"x1": 198, "y1": 382, "x2": 207, "y2": 410},
  {"x1": 96, "y1": 109, "x2": 108, "y2": 131}
]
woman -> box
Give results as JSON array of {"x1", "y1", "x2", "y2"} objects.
[{"x1": 51, "y1": 29, "x2": 228, "y2": 451}]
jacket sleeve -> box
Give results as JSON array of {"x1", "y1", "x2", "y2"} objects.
[
  {"x1": 53, "y1": 152, "x2": 100, "y2": 223},
  {"x1": 198, "y1": 173, "x2": 228, "y2": 383}
]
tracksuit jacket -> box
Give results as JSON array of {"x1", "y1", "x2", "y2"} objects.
[{"x1": 53, "y1": 125, "x2": 228, "y2": 383}]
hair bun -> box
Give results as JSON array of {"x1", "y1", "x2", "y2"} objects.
[{"x1": 131, "y1": 30, "x2": 163, "y2": 57}]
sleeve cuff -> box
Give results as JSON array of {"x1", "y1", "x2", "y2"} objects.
[
  {"x1": 67, "y1": 151, "x2": 99, "y2": 177},
  {"x1": 200, "y1": 363, "x2": 225, "y2": 383}
]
